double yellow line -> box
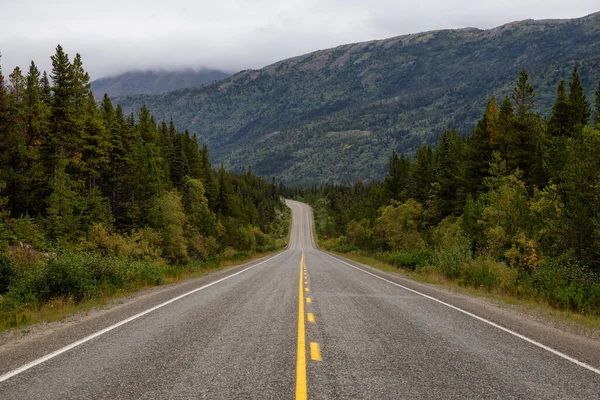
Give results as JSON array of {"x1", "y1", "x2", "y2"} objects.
[
  {"x1": 295, "y1": 205, "x2": 321, "y2": 400},
  {"x1": 296, "y1": 252, "x2": 308, "y2": 400}
]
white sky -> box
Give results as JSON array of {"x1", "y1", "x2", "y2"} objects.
[{"x1": 0, "y1": 0, "x2": 598, "y2": 79}]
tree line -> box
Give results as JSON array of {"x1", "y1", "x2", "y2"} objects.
[
  {"x1": 0, "y1": 46, "x2": 287, "y2": 320},
  {"x1": 291, "y1": 68, "x2": 600, "y2": 314}
]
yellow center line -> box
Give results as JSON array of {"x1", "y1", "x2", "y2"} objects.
[
  {"x1": 296, "y1": 251, "x2": 307, "y2": 400},
  {"x1": 305, "y1": 288, "x2": 309, "y2": 292},
  {"x1": 307, "y1": 313, "x2": 315, "y2": 323},
  {"x1": 306, "y1": 297, "x2": 311, "y2": 303},
  {"x1": 310, "y1": 342, "x2": 322, "y2": 361}
]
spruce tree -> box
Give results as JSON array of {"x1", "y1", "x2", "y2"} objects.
[
  {"x1": 70, "y1": 53, "x2": 90, "y2": 115},
  {"x1": 507, "y1": 70, "x2": 541, "y2": 187},
  {"x1": 0, "y1": 58, "x2": 9, "y2": 135},
  {"x1": 568, "y1": 67, "x2": 590, "y2": 128},
  {"x1": 548, "y1": 80, "x2": 571, "y2": 137},
  {"x1": 594, "y1": 81, "x2": 600, "y2": 128},
  {"x1": 47, "y1": 44, "x2": 74, "y2": 177},
  {"x1": 513, "y1": 69, "x2": 535, "y2": 120},
  {"x1": 497, "y1": 96, "x2": 514, "y2": 157},
  {"x1": 383, "y1": 151, "x2": 410, "y2": 202},
  {"x1": 40, "y1": 71, "x2": 51, "y2": 104},
  {"x1": 409, "y1": 144, "x2": 433, "y2": 203}
]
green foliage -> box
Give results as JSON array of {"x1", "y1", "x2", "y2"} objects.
[
  {"x1": 0, "y1": 254, "x2": 15, "y2": 294},
  {"x1": 0, "y1": 47, "x2": 288, "y2": 319},
  {"x1": 149, "y1": 190, "x2": 189, "y2": 263},
  {"x1": 375, "y1": 199, "x2": 426, "y2": 252},
  {"x1": 297, "y1": 68, "x2": 600, "y2": 316}
]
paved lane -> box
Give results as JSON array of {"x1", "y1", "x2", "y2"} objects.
[{"x1": 0, "y1": 200, "x2": 598, "y2": 399}]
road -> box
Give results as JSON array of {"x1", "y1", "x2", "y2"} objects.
[{"x1": 0, "y1": 200, "x2": 599, "y2": 399}]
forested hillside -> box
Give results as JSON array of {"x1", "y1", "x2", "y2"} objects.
[
  {"x1": 0, "y1": 47, "x2": 287, "y2": 327},
  {"x1": 91, "y1": 69, "x2": 230, "y2": 99},
  {"x1": 115, "y1": 12, "x2": 600, "y2": 185},
  {"x1": 292, "y1": 68, "x2": 600, "y2": 315}
]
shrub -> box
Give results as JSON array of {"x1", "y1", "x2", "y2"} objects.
[
  {"x1": 0, "y1": 254, "x2": 14, "y2": 294},
  {"x1": 532, "y1": 253, "x2": 600, "y2": 314},
  {"x1": 38, "y1": 253, "x2": 96, "y2": 301},
  {"x1": 462, "y1": 256, "x2": 517, "y2": 292},
  {"x1": 386, "y1": 251, "x2": 432, "y2": 271},
  {"x1": 429, "y1": 234, "x2": 472, "y2": 279}
]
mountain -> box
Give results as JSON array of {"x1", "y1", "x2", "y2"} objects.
[
  {"x1": 114, "y1": 12, "x2": 600, "y2": 186},
  {"x1": 91, "y1": 69, "x2": 230, "y2": 98}
]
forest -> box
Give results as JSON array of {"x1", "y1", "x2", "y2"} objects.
[
  {"x1": 292, "y1": 68, "x2": 600, "y2": 315},
  {"x1": 0, "y1": 46, "x2": 288, "y2": 327}
]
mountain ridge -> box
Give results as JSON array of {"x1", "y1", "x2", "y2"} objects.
[
  {"x1": 92, "y1": 68, "x2": 230, "y2": 99},
  {"x1": 114, "y1": 11, "x2": 600, "y2": 186}
]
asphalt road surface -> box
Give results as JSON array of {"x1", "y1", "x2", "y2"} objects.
[{"x1": 0, "y1": 200, "x2": 599, "y2": 399}]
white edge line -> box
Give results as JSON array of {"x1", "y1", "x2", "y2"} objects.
[
  {"x1": 325, "y1": 252, "x2": 600, "y2": 376},
  {"x1": 0, "y1": 251, "x2": 286, "y2": 383}
]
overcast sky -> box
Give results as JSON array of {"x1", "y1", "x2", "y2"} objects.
[{"x1": 1, "y1": 0, "x2": 598, "y2": 80}]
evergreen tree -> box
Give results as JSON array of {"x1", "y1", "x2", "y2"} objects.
[
  {"x1": 594, "y1": 81, "x2": 600, "y2": 128},
  {"x1": 0, "y1": 58, "x2": 9, "y2": 136},
  {"x1": 433, "y1": 129, "x2": 465, "y2": 215},
  {"x1": 46, "y1": 44, "x2": 75, "y2": 178},
  {"x1": 200, "y1": 144, "x2": 218, "y2": 211},
  {"x1": 513, "y1": 69, "x2": 535, "y2": 120},
  {"x1": 40, "y1": 71, "x2": 51, "y2": 104},
  {"x1": 507, "y1": 70, "x2": 542, "y2": 186},
  {"x1": 568, "y1": 67, "x2": 590, "y2": 128},
  {"x1": 170, "y1": 133, "x2": 189, "y2": 189},
  {"x1": 548, "y1": 80, "x2": 571, "y2": 137},
  {"x1": 464, "y1": 98, "x2": 495, "y2": 194},
  {"x1": 382, "y1": 151, "x2": 410, "y2": 202},
  {"x1": 409, "y1": 144, "x2": 433, "y2": 203}
]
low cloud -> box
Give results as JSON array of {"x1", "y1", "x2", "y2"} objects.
[{"x1": 1, "y1": 0, "x2": 598, "y2": 79}]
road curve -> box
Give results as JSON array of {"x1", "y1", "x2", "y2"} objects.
[{"x1": 0, "y1": 200, "x2": 598, "y2": 399}]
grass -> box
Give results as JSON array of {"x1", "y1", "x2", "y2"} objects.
[
  {"x1": 326, "y1": 250, "x2": 600, "y2": 333},
  {"x1": 0, "y1": 248, "x2": 286, "y2": 332},
  {"x1": 0, "y1": 209, "x2": 292, "y2": 333}
]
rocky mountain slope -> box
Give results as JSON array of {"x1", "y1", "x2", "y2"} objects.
[{"x1": 115, "y1": 12, "x2": 600, "y2": 186}]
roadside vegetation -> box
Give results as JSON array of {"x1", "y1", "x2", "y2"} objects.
[
  {"x1": 0, "y1": 46, "x2": 289, "y2": 329},
  {"x1": 289, "y1": 68, "x2": 600, "y2": 318}
]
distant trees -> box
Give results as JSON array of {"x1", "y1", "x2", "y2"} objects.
[
  {"x1": 299, "y1": 67, "x2": 600, "y2": 315},
  {"x1": 0, "y1": 45, "x2": 286, "y2": 264}
]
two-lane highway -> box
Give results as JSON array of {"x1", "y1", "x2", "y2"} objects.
[{"x1": 0, "y1": 200, "x2": 599, "y2": 399}]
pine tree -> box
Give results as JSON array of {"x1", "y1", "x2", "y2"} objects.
[
  {"x1": 433, "y1": 129, "x2": 465, "y2": 215},
  {"x1": 497, "y1": 96, "x2": 514, "y2": 157},
  {"x1": 409, "y1": 144, "x2": 433, "y2": 203},
  {"x1": 70, "y1": 53, "x2": 90, "y2": 115},
  {"x1": 40, "y1": 71, "x2": 51, "y2": 104},
  {"x1": 46, "y1": 44, "x2": 75, "y2": 178},
  {"x1": 594, "y1": 81, "x2": 600, "y2": 128},
  {"x1": 506, "y1": 70, "x2": 542, "y2": 186},
  {"x1": 382, "y1": 151, "x2": 410, "y2": 201},
  {"x1": 464, "y1": 99, "x2": 495, "y2": 194},
  {"x1": 81, "y1": 92, "x2": 112, "y2": 188},
  {"x1": 548, "y1": 80, "x2": 571, "y2": 137},
  {"x1": 513, "y1": 69, "x2": 535, "y2": 120},
  {"x1": 486, "y1": 96, "x2": 501, "y2": 144},
  {"x1": 184, "y1": 132, "x2": 203, "y2": 180},
  {"x1": 170, "y1": 133, "x2": 189, "y2": 189},
  {"x1": 200, "y1": 144, "x2": 218, "y2": 212},
  {"x1": 568, "y1": 67, "x2": 590, "y2": 128},
  {"x1": 0, "y1": 58, "x2": 9, "y2": 135}
]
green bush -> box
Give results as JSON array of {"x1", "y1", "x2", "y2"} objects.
[
  {"x1": 0, "y1": 254, "x2": 15, "y2": 294},
  {"x1": 386, "y1": 251, "x2": 432, "y2": 271},
  {"x1": 38, "y1": 253, "x2": 96, "y2": 301},
  {"x1": 429, "y1": 234, "x2": 472, "y2": 279},
  {"x1": 532, "y1": 253, "x2": 600, "y2": 314}
]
